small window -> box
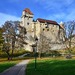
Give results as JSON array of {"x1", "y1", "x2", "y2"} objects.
[
  {"x1": 43, "y1": 28, "x2": 45, "y2": 31},
  {"x1": 27, "y1": 22, "x2": 29, "y2": 25},
  {"x1": 47, "y1": 29, "x2": 49, "y2": 31},
  {"x1": 45, "y1": 26, "x2": 48, "y2": 28},
  {"x1": 40, "y1": 24, "x2": 42, "y2": 25}
]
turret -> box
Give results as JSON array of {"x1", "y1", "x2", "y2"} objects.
[
  {"x1": 59, "y1": 21, "x2": 64, "y2": 29},
  {"x1": 21, "y1": 8, "x2": 34, "y2": 27},
  {"x1": 23, "y1": 8, "x2": 34, "y2": 18}
]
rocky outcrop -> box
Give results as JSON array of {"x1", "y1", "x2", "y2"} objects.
[{"x1": 49, "y1": 43, "x2": 66, "y2": 50}]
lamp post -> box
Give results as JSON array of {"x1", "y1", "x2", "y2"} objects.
[
  {"x1": 34, "y1": 37, "x2": 38, "y2": 70},
  {"x1": 31, "y1": 37, "x2": 38, "y2": 70},
  {"x1": 33, "y1": 21, "x2": 38, "y2": 70}
]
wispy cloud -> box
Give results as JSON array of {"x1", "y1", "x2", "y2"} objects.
[
  {"x1": 45, "y1": 13, "x2": 66, "y2": 22},
  {"x1": 34, "y1": 0, "x2": 75, "y2": 22},
  {"x1": 46, "y1": 9, "x2": 75, "y2": 23},
  {"x1": 0, "y1": 12, "x2": 20, "y2": 26},
  {"x1": 35, "y1": 0, "x2": 74, "y2": 9}
]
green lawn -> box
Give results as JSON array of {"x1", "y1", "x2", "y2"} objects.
[
  {"x1": 0, "y1": 57, "x2": 33, "y2": 73},
  {"x1": 26, "y1": 58, "x2": 75, "y2": 75},
  {"x1": 0, "y1": 57, "x2": 27, "y2": 73},
  {"x1": 0, "y1": 60, "x2": 20, "y2": 73}
]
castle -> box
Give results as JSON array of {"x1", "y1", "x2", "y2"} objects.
[{"x1": 20, "y1": 8, "x2": 65, "y2": 51}]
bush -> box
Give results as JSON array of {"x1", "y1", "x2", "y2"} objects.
[{"x1": 0, "y1": 49, "x2": 31, "y2": 58}]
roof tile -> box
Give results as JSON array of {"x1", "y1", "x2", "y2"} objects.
[
  {"x1": 37, "y1": 18, "x2": 59, "y2": 25},
  {"x1": 23, "y1": 8, "x2": 33, "y2": 15}
]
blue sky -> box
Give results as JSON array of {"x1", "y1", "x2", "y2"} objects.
[{"x1": 0, "y1": 0, "x2": 75, "y2": 26}]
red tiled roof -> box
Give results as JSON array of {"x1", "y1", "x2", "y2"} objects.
[
  {"x1": 37, "y1": 18, "x2": 59, "y2": 25},
  {"x1": 23, "y1": 8, "x2": 33, "y2": 15}
]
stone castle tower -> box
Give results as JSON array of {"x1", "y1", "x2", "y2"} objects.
[{"x1": 20, "y1": 8, "x2": 65, "y2": 51}]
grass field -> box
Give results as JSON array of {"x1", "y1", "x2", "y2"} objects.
[
  {"x1": 26, "y1": 57, "x2": 75, "y2": 75},
  {"x1": 0, "y1": 57, "x2": 27, "y2": 73},
  {"x1": 0, "y1": 61, "x2": 18, "y2": 73}
]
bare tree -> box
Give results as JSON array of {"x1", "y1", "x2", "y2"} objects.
[
  {"x1": 2, "y1": 21, "x2": 20, "y2": 59},
  {"x1": 18, "y1": 25, "x2": 28, "y2": 48},
  {"x1": 38, "y1": 32, "x2": 51, "y2": 58},
  {"x1": 64, "y1": 21, "x2": 75, "y2": 55},
  {"x1": 2, "y1": 42, "x2": 11, "y2": 60}
]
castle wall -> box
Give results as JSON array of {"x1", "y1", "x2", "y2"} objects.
[
  {"x1": 39, "y1": 24, "x2": 60, "y2": 43},
  {"x1": 35, "y1": 21, "x2": 41, "y2": 38},
  {"x1": 20, "y1": 8, "x2": 65, "y2": 51}
]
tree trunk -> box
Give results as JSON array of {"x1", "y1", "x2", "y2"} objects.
[
  {"x1": 66, "y1": 38, "x2": 72, "y2": 59},
  {"x1": 11, "y1": 46, "x2": 14, "y2": 59},
  {"x1": 11, "y1": 38, "x2": 15, "y2": 59},
  {"x1": 69, "y1": 38, "x2": 72, "y2": 54},
  {"x1": 6, "y1": 52, "x2": 10, "y2": 60}
]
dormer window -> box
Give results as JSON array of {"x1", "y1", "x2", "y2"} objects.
[{"x1": 27, "y1": 22, "x2": 29, "y2": 25}]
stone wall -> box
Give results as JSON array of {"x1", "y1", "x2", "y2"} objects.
[{"x1": 20, "y1": 9, "x2": 65, "y2": 51}]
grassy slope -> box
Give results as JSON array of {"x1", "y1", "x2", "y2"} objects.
[{"x1": 26, "y1": 58, "x2": 75, "y2": 75}]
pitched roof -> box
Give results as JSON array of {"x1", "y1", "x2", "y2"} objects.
[
  {"x1": 37, "y1": 18, "x2": 59, "y2": 25},
  {"x1": 23, "y1": 8, "x2": 33, "y2": 15}
]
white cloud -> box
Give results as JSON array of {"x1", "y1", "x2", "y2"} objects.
[
  {"x1": 46, "y1": 9, "x2": 75, "y2": 23},
  {"x1": 0, "y1": 12, "x2": 20, "y2": 26},
  {"x1": 34, "y1": 0, "x2": 74, "y2": 11},
  {"x1": 34, "y1": 0, "x2": 75, "y2": 22},
  {"x1": 45, "y1": 13, "x2": 66, "y2": 23},
  {"x1": 65, "y1": 11, "x2": 75, "y2": 21}
]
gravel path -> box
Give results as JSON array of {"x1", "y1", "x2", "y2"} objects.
[{"x1": 0, "y1": 60, "x2": 29, "y2": 75}]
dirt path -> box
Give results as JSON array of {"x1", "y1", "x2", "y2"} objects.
[{"x1": 0, "y1": 60, "x2": 29, "y2": 75}]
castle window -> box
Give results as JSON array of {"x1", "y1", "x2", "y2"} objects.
[
  {"x1": 45, "y1": 23, "x2": 47, "y2": 25},
  {"x1": 47, "y1": 29, "x2": 49, "y2": 31},
  {"x1": 43, "y1": 28, "x2": 45, "y2": 31},
  {"x1": 27, "y1": 22, "x2": 29, "y2": 25},
  {"x1": 40, "y1": 24, "x2": 42, "y2": 25},
  {"x1": 45, "y1": 26, "x2": 48, "y2": 28}
]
